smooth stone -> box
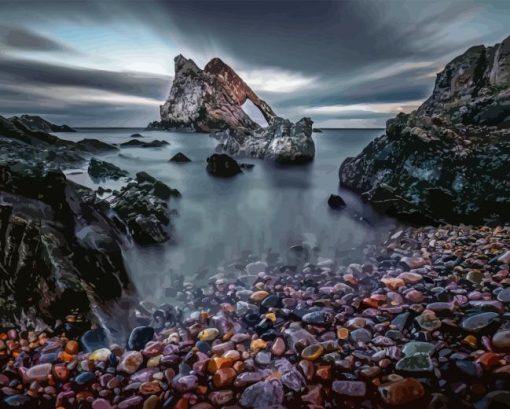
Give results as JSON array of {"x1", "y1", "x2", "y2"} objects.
[
  {"x1": 492, "y1": 330, "x2": 510, "y2": 352},
  {"x1": 461, "y1": 312, "x2": 500, "y2": 333},
  {"x1": 396, "y1": 354, "x2": 433, "y2": 372},
  {"x1": 255, "y1": 351, "x2": 272, "y2": 366},
  {"x1": 198, "y1": 328, "x2": 220, "y2": 342},
  {"x1": 474, "y1": 390, "x2": 510, "y2": 409},
  {"x1": 497, "y1": 288, "x2": 510, "y2": 303},
  {"x1": 379, "y1": 378, "x2": 425, "y2": 406},
  {"x1": 3, "y1": 395, "x2": 31, "y2": 407},
  {"x1": 350, "y1": 328, "x2": 372, "y2": 343},
  {"x1": 81, "y1": 328, "x2": 109, "y2": 352},
  {"x1": 240, "y1": 380, "x2": 284, "y2": 408},
  {"x1": 26, "y1": 363, "x2": 52, "y2": 382},
  {"x1": 301, "y1": 344, "x2": 325, "y2": 361},
  {"x1": 332, "y1": 380, "x2": 366, "y2": 397},
  {"x1": 117, "y1": 351, "x2": 143, "y2": 374},
  {"x1": 89, "y1": 348, "x2": 111, "y2": 362},
  {"x1": 127, "y1": 326, "x2": 154, "y2": 350},
  {"x1": 92, "y1": 398, "x2": 113, "y2": 409},
  {"x1": 415, "y1": 313, "x2": 442, "y2": 331},
  {"x1": 402, "y1": 341, "x2": 435, "y2": 357},
  {"x1": 302, "y1": 311, "x2": 333, "y2": 325},
  {"x1": 118, "y1": 396, "x2": 143, "y2": 409},
  {"x1": 498, "y1": 251, "x2": 510, "y2": 264},
  {"x1": 75, "y1": 372, "x2": 96, "y2": 385}
]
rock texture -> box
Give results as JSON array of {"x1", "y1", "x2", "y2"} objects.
[
  {"x1": 215, "y1": 117, "x2": 315, "y2": 164},
  {"x1": 340, "y1": 36, "x2": 510, "y2": 224},
  {"x1": 148, "y1": 55, "x2": 276, "y2": 132},
  {"x1": 8, "y1": 114, "x2": 76, "y2": 132},
  {"x1": 0, "y1": 163, "x2": 135, "y2": 330},
  {"x1": 147, "y1": 55, "x2": 315, "y2": 163}
]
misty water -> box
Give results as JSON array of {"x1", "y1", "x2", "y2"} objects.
[{"x1": 57, "y1": 128, "x2": 396, "y2": 301}]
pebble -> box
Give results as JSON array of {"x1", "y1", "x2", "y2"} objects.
[{"x1": 1, "y1": 224, "x2": 510, "y2": 409}]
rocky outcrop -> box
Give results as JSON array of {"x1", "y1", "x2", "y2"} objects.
[
  {"x1": 147, "y1": 55, "x2": 276, "y2": 132},
  {"x1": 340, "y1": 36, "x2": 510, "y2": 225},
  {"x1": 110, "y1": 172, "x2": 180, "y2": 245},
  {"x1": 120, "y1": 139, "x2": 169, "y2": 148},
  {"x1": 88, "y1": 158, "x2": 128, "y2": 180},
  {"x1": 0, "y1": 163, "x2": 135, "y2": 329},
  {"x1": 215, "y1": 117, "x2": 315, "y2": 164},
  {"x1": 8, "y1": 114, "x2": 76, "y2": 133}
]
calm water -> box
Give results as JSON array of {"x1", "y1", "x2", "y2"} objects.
[{"x1": 56, "y1": 128, "x2": 395, "y2": 300}]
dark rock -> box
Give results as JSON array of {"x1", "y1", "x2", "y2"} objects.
[
  {"x1": 80, "y1": 328, "x2": 109, "y2": 353},
  {"x1": 9, "y1": 114, "x2": 76, "y2": 133},
  {"x1": 339, "y1": 35, "x2": 510, "y2": 225},
  {"x1": 206, "y1": 154, "x2": 242, "y2": 177},
  {"x1": 0, "y1": 164, "x2": 135, "y2": 331},
  {"x1": 76, "y1": 138, "x2": 118, "y2": 153},
  {"x1": 169, "y1": 152, "x2": 191, "y2": 163},
  {"x1": 88, "y1": 158, "x2": 128, "y2": 180},
  {"x1": 131, "y1": 133, "x2": 143, "y2": 138},
  {"x1": 120, "y1": 140, "x2": 169, "y2": 148},
  {"x1": 328, "y1": 194, "x2": 346, "y2": 209},
  {"x1": 127, "y1": 326, "x2": 154, "y2": 350}
]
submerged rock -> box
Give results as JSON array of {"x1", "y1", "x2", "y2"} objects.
[
  {"x1": 169, "y1": 152, "x2": 191, "y2": 163},
  {"x1": 88, "y1": 158, "x2": 128, "y2": 180},
  {"x1": 206, "y1": 153, "x2": 242, "y2": 177},
  {"x1": 328, "y1": 194, "x2": 346, "y2": 209}
]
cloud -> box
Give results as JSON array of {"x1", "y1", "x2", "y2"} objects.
[
  {"x1": 0, "y1": 25, "x2": 73, "y2": 52},
  {"x1": 0, "y1": 56, "x2": 171, "y2": 100},
  {"x1": 0, "y1": 0, "x2": 508, "y2": 126}
]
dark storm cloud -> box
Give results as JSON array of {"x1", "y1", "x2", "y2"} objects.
[
  {"x1": 0, "y1": 56, "x2": 170, "y2": 100},
  {"x1": 0, "y1": 25, "x2": 73, "y2": 52},
  {"x1": 0, "y1": 0, "x2": 508, "y2": 126}
]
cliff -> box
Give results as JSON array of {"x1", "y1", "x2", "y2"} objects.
[{"x1": 339, "y1": 36, "x2": 510, "y2": 224}]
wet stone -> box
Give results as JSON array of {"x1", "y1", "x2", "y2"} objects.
[
  {"x1": 492, "y1": 330, "x2": 510, "y2": 352},
  {"x1": 402, "y1": 341, "x2": 435, "y2": 356},
  {"x1": 302, "y1": 311, "x2": 333, "y2": 326},
  {"x1": 497, "y1": 288, "x2": 510, "y2": 303},
  {"x1": 379, "y1": 378, "x2": 425, "y2": 406},
  {"x1": 127, "y1": 326, "x2": 154, "y2": 350},
  {"x1": 461, "y1": 312, "x2": 500, "y2": 333},
  {"x1": 332, "y1": 380, "x2": 366, "y2": 397},
  {"x1": 350, "y1": 328, "x2": 371, "y2": 343},
  {"x1": 396, "y1": 354, "x2": 433, "y2": 372}
]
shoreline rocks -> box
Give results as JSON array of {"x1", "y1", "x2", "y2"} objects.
[
  {"x1": 206, "y1": 153, "x2": 242, "y2": 177},
  {"x1": 215, "y1": 116, "x2": 315, "y2": 164},
  {"x1": 339, "y1": 35, "x2": 510, "y2": 225}
]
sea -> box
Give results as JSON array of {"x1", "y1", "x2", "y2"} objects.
[{"x1": 55, "y1": 128, "x2": 397, "y2": 301}]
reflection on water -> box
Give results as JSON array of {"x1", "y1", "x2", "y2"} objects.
[{"x1": 57, "y1": 128, "x2": 395, "y2": 301}]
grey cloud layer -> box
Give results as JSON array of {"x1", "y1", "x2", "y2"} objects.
[{"x1": 0, "y1": 0, "x2": 508, "y2": 126}]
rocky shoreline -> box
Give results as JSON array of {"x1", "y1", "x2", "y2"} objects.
[{"x1": 1, "y1": 223, "x2": 510, "y2": 408}]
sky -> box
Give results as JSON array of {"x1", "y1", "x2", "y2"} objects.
[{"x1": 0, "y1": 0, "x2": 509, "y2": 128}]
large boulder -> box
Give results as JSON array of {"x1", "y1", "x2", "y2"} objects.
[
  {"x1": 147, "y1": 55, "x2": 276, "y2": 132},
  {"x1": 110, "y1": 172, "x2": 180, "y2": 245},
  {"x1": 339, "y1": 35, "x2": 510, "y2": 225},
  {"x1": 206, "y1": 153, "x2": 242, "y2": 177},
  {"x1": 215, "y1": 117, "x2": 315, "y2": 164}
]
